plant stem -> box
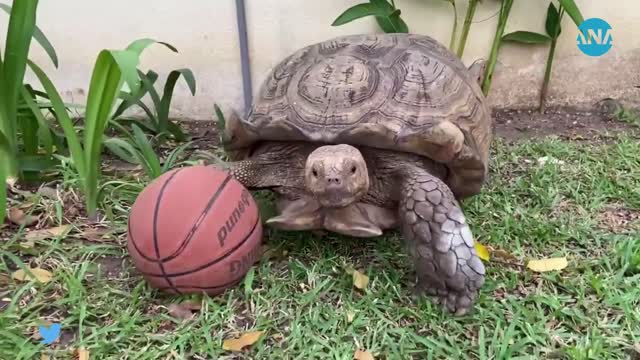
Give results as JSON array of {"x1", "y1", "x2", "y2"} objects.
[
  {"x1": 539, "y1": 7, "x2": 564, "y2": 113},
  {"x1": 448, "y1": 0, "x2": 459, "y2": 52},
  {"x1": 457, "y1": 0, "x2": 479, "y2": 57},
  {"x1": 539, "y1": 37, "x2": 557, "y2": 113},
  {"x1": 481, "y1": 0, "x2": 514, "y2": 96}
]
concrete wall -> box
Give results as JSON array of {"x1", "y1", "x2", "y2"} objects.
[{"x1": 1, "y1": 0, "x2": 638, "y2": 120}]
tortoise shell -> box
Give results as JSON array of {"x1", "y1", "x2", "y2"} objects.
[{"x1": 233, "y1": 33, "x2": 493, "y2": 198}]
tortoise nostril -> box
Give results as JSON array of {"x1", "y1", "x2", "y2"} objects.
[{"x1": 326, "y1": 177, "x2": 341, "y2": 185}]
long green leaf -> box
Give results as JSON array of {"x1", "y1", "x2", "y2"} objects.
[
  {"x1": 158, "y1": 68, "x2": 196, "y2": 134},
  {"x1": 161, "y1": 141, "x2": 192, "y2": 173},
  {"x1": 82, "y1": 50, "x2": 134, "y2": 216},
  {"x1": 370, "y1": 0, "x2": 408, "y2": 33},
  {"x1": 103, "y1": 137, "x2": 139, "y2": 164},
  {"x1": 1, "y1": 0, "x2": 38, "y2": 164},
  {"x1": 139, "y1": 70, "x2": 162, "y2": 112},
  {"x1": 118, "y1": 92, "x2": 158, "y2": 125},
  {"x1": 0, "y1": 156, "x2": 6, "y2": 228},
  {"x1": 0, "y1": 3, "x2": 58, "y2": 67},
  {"x1": 556, "y1": 0, "x2": 584, "y2": 27},
  {"x1": 545, "y1": 2, "x2": 562, "y2": 38},
  {"x1": 132, "y1": 124, "x2": 161, "y2": 178},
  {"x1": 332, "y1": 3, "x2": 389, "y2": 26},
  {"x1": 26, "y1": 60, "x2": 85, "y2": 177},
  {"x1": 502, "y1": 31, "x2": 552, "y2": 44},
  {"x1": 112, "y1": 69, "x2": 159, "y2": 119},
  {"x1": 126, "y1": 38, "x2": 177, "y2": 56},
  {"x1": 20, "y1": 86, "x2": 53, "y2": 156}
]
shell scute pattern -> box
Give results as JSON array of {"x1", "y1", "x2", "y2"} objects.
[{"x1": 240, "y1": 33, "x2": 492, "y2": 198}]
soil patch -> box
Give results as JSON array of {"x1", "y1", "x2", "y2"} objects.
[
  {"x1": 176, "y1": 106, "x2": 640, "y2": 148},
  {"x1": 492, "y1": 106, "x2": 639, "y2": 143}
]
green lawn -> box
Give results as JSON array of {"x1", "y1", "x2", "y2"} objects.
[{"x1": 1, "y1": 134, "x2": 639, "y2": 359}]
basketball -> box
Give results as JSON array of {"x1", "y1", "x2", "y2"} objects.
[{"x1": 126, "y1": 165, "x2": 263, "y2": 296}]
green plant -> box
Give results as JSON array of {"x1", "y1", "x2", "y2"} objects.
[
  {"x1": 480, "y1": 0, "x2": 515, "y2": 95},
  {"x1": 26, "y1": 39, "x2": 176, "y2": 218},
  {"x1": 500, "y1": 0, "x2": 584, "y2": 112},
  {"x1": 456, "y1": 0, "x2": 480, "y2": 57},
  {"x1": 104, "y1": 123, "x2": 192, "y2": 179},
  {"x1": 332, "y1": 0, "x2": 408, "y2": 33},
  {"x1": 482, "y1": 0, "x2": 584, "y2": 98},
  {"x1": 0, "y1": 0, "x2": 60, "y2": 226},
  {"x1": 0, "y1": 1, "x2": 58, "y2": 180},
  {"x1": 111, "y1": 66, "x2": 196, "y2": 142}
]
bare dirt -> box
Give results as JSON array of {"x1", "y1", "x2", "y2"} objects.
[{"x1": 178, "y1": 105, "x2": 640, "y2": 147}]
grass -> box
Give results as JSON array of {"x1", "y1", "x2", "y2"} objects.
[{"x1": 1, "y1": 134, "x2": 639, "y2": 359}]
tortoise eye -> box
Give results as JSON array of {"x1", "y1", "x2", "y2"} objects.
[
  {"x1": 312, "y1": 169, "x2": 318, "y2": 177},
  {"x1": 351, "y1": 166, "x2": 357, "y2": 174}
]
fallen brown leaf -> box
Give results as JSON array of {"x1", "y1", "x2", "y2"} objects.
[
  {"x1": 7, "y1": 208, "x2": 38, "y2": 226},
  {"x1": 167, "y1": 303, "x2": 196, "y2": 320},
  {"x1": 37, "y1": 186, "x2": 59, "y2": 200},
  {"x1": 0, "y1": 274, "x2": 10, "y2": 286},
  {"x1": 490, "y1": 248, "x2": 519, "y2": 262},
  {"x1": 222, "y1": 331, "x2": 264, "y2": 351},
  {"x1": 527, "y1": 257, "x2": 568, "y2": 273},
  {"x1": 40, "y1": 354, "x2": 51, "y2": 360},
  {"x1": 78, "y1": 227, "x2": 112, "y2": 242},
  {"x1": 25, "y1": 225, "x2": 72, "y2": 241},
  {"x1": 346, "y1": 311, "x2": 355, "y2": 323},
  {"x1": 179, "y1": 299, "x2": 203, "y2": 311},
  {"x1": 19, "y1": 239, "x2": 35, "y2": 249},
  {"x1": 11, "y1": 267, "x2": 53, "y2": 283},
  {"x1": 76, "y1": 347, "x2": 90, "y2": 360},
  {"x1": 354, "y1": 349, "x2": 375, "y2": 360},
  {"x1": 352, "y1": 270, "x2": 369, "y2": 290}
]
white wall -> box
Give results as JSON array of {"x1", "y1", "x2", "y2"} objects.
[{"x1": 1, "y1": 0, "x2": 638, "y2": 121}]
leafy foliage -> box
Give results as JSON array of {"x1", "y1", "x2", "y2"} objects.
[
  {"x1": 332, "y1": 0, "x2": 408, "y2": 33},
  {"x1": 27, "y1": 39, "x2": 178, "y2": 217},
  {"x1": 500, "y1": 0, "x2": 585, "y2": 112},
  {"x1": 112, "y1": 66, "x2": 196, "y2": 143}
]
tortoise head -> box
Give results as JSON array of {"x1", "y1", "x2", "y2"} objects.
[{"x1": 304, "y1": 144, "x2": 370, "y2": 208}]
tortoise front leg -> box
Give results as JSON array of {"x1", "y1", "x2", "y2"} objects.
[{"x1": 399, "y1": 168, "x2": 486, "y2": 315}]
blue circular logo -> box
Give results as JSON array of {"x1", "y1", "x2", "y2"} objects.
[{"x1": 577, "y1": 18, "x2": 612, "y2": 57}]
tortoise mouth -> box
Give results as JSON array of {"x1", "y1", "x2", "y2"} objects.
[{"x1": 316, "y1": 191, "x2": 358, "y2": 208}]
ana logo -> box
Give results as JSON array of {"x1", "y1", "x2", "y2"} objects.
[{"x1": 577, "y1": 17, "x2": 612, "y2": 57}]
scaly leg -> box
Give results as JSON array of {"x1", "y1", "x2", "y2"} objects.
[{"x1": 399, "y1": 168, "x2": 485, "y2": 315}]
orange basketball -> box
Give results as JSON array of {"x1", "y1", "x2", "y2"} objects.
[{"x1": 126, "y1": 165, "x2": 263, "y2": 296}]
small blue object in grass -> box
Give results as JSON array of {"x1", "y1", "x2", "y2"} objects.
[{"x1": 38, "y1": 323, "x2": 61, "y2": 345}]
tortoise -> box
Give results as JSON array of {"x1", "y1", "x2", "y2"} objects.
[{"x1": 219, "y1": 33, "x2": 493, "y2": 315}]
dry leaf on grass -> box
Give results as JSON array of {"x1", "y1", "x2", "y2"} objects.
[
  {"x1": 222, "y1": 331, "x2": 264, "y2": 351},
  {"x1": 0, "y1": 274, "x2": 10, "y2": 286},
  {"x1": 11, "y1": 267, "x2": 53, "y2": 283},
  {"x1": 488, "y1": 247, "x2": 519, "y2": 262},
  {"x1": 7, "y1": 208, "x2": 38, "y2": 226},
  {"x1": 75, "y1": 347, "x2": 90, "y2": 360},
  {"x1": 527, "y1": 257, "x2": 568, "y2": 273},
  {"x1": 19, "y1": 239, "x2": 35, "y2": 249},
  {"x1": 178, "y1": 299, "x2": 202, "y2": 311},
  {"x1": 167, "y1": 303, "x2": 197, "y2": 320},
  {"x1": 474, "y1": 242, "x2": 490, "y2": 261},
  {"x1": 77, "y1": 227, "x2": 113, "y2": 242},
  {"x1": 352, "y1": 270, "x2": 369, "y2": 290},
  {"x1": 346, "y1": 311, "x2": 355, "y2": 323},
  {"x1": 25, "y1": 225, "x2": 72, "y2": 241},
  {"x1": 40, "y1": 354, "x2": 51, "y2": 360},
  {"x1": 354, "y1": 350, "x2": 375, "y2": 360}
]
